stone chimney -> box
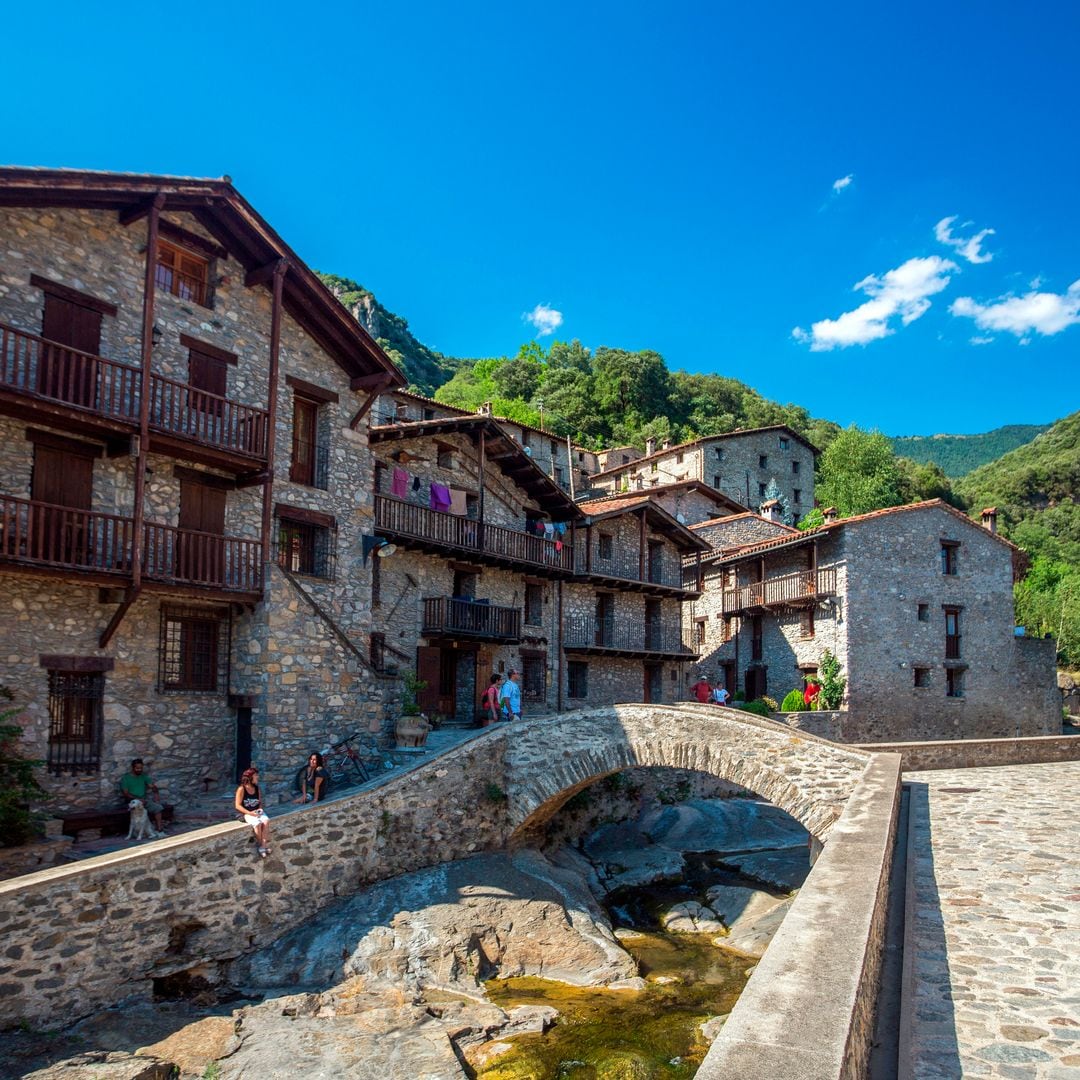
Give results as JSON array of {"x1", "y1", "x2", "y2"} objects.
[
  {"x1": 478, "y1": 401, "x2": 494, "y2": 417},
  {"x1": 981, "y1": 506, "x2": 998, "y2": 534},
  {"x1": 760, "y1": 498, "x2": 783, "y2": 523},
  {"x1": 661, "y1": 439, "x2": 672, "y2": 450},
  {"x1": 822, "y1": 506, "x2": 839, "y2": 523},
  {"x1": 645, "y1": 437, "x2": 657, "y2": 455}
]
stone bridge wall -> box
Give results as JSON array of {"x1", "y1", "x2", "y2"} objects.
[{"x1": 862, "y1": 733, "x2": 1080, "y2": 771}]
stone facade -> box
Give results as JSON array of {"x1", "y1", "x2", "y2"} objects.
[
  {"x1": 688, "y1": 502, "x2": 1060, "y2": 741},
  {"x1": 690, "y1": 510, "x2": 795, "y2": 549}
]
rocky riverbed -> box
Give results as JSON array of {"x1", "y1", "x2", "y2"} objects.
[{"x1": 4, "y1": 796, "x2": 810, "y2": 1079}]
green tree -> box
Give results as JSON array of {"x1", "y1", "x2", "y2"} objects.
[
  {"x1": 762, "y1": 478, "x2": 791, "y2": 523},
  {"x1": 895, "y1": 457, "x2": 956, "y2": 505},
  {"x1": 493, "y1": 344, "x2": 545, "y2": 401},
  {"x1": 817, "y1": 650, "x2": 847, "y2": 710},
  {"x1": 546, "y1": 339, "x2": 592, "y2": 373},
  {"x1": 0, "y1": 686, "x2": 46, "y2": 846},
  {"x1": 816, "y1": 426, "x2": 903, "y2": 517},
  {"x1": 593, "y1": 347, "x2": 671, "y2": 423}
]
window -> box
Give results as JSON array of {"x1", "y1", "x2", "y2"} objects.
[
  {"x1": 715, "y1": 447, "x2": 723, "y2": 461},
  {"x1": 751, "y1": 615, "x2": 763, "y2": 661},
  {"x1": 946, "y1": 667, "x2": 964, "y2": 698},
  {"x1": 793, "y1": 489, "x2": 802, "y2": 504},
  {"x1": 676, "y1": 452, "x2": 684, "y2": 464},
  {"x1": 792, "y1": 461, "x2": 800, "y2": 474},
  {"x1": 522, "y1": 431, "x2": 531, "y2": 449},
  {"x1": 522, "y1": 654, "x2": 546, "y2": 701},
  {"x1": 695, "y1": 618, "x2": 707, "y2": 645},
  {"x1": 800, "y1": 609, "x2": 815, "y2": 639},
  {"x1": 550, "y1": 440, "x2": 558, "y2": 457},
  {"x1": 913, "y1": 667, "x2": 930, "y2": 688},
  {"x1": 159, "y1": 605, "x2": 230, "y2": 692},
  {"x1": 277, "y1": 514, "x2": 335, "y2": 578},
  {"x1": 554, "y1": 466, "x2": 565, "y2": 485},
  {"x1": 941, "y1": 541, "x2": 959, "y2": 575},
  {"x1": 524, "y1": 582, "x2": 544, "y2": 626},
  {"x1": 568, "y1": 660, "x2": 589, "y2": 699},
  {"x1": 436, "y1": 442, "x2": 456, "y2": 469},
  {"x1": 621, "y1": 453, "x2": 630, "y2": 464},
  {"x1": 370, "y1": 632, "x2": 386, "y2": 672},
  {"x1": 423, "y1": 408, "x2": 435, "y2": 421},
  {"x1": 714, "y1": 474, "x2": 723, "y2": 488},
  {"x1": 156, "y1": 239, "x2": 210, "y2": 306},
  {"x1": 758, "y1": 482, "x2": 767, "y2": 497},
  {"x1": 46, "y1": 670, "x2": 104, "y2": 775},
  {"x1": 779, "y1": 437, "x2": 789, "y2": 450},
  {"x1": 945, "y1": 607, "x2": 962, "y2": 659},
  {"x1": 918, "y1": 603, "x2": 930, "y2": 622},
  {"x1": 651, "y1": 461, "x2": 659, "y2": 473},
  {"x1": 290, "y1": 396, "x2": 327, "y2": 488},
  {"x1": 598, "y1": 532, "x2": 614, "y2": 560},
  {"x1": 721, "y1": 615, "x2": 733, "y2": 642},
  {"x1": 577, "y1": 451, "x2": 584, "y2": 463},
  {"x1": 759, "y1": 454, "x2": 768, "y2": 468}
]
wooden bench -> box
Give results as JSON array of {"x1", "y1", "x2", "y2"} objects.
[{"x1": 61, "y1": 804, "x2": 175, "y2": 839}]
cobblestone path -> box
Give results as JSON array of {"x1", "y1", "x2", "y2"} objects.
[{"x1": 905, "y1": 762, "x2": 1080, "y2": 1078}]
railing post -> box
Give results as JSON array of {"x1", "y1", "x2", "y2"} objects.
[{"x1": 259, "y1": 260, "x2": 288, "y2": 582}]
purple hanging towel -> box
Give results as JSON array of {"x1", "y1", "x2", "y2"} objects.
[
  {"x1": 430, "y1": 483, "x2": 452, "y2": 512},
  {"x1": 391, "y1": 467, "x2": 409, "y2": 498}
]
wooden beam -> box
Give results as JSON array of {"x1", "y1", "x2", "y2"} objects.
[
  {"x1": 117, "y1": 196, "x2": 159, "y2": 228},
  {"x1": 245, "y1": 258, "x2": 288, "y2": 290},
  {"x1": 349, "y1": 381, "x2": 392, "y2": 430},
  {"x1": 286, "y1": 374, "x2": 339, "y2": 403},
  {"x1": 99, "y1": 587, "x2": 140, "y2": 648},
  {"x1": 350, "y1": 372, "x2": 393, "y2": 391},
  {"x1": 234, "y1": 470, "x2": 271, "y2": 489},
  {"x1": 259, "y1": 260, "x2": 287, "y2": 551}
]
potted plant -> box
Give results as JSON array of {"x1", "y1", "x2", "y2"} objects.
[{"x1": 394, "y1": 670, "x2": 432, "y2": 749}]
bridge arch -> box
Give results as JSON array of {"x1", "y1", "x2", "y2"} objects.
[{"x1": 504, "y1": 703, "x2": 871, "y2": 843}]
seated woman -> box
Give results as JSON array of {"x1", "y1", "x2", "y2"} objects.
[
  {"x1": 299, "y1": 752, "x2": 331, "y2": 803},
  {"x1": 235, "y1": 766, "x2": 271, "y2": 857}
]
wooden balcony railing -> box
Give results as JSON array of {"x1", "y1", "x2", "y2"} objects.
[
  {"x1": 588, "y1": 542, "x2": 692, "y2": 591},
  {"x1": 375, "y1": 495, "x2": 575, "y2": 573},
  {"x1": 149, "y1": 374, "x2": 269, "y2": 459},
  {"x1": 422, "y1": 597, "x2": 521, "y2": 641},
  {"x1": 563, "y1": 614, "x2": 696, "y2": 656},
  {"x1": 722, "y1": 567, "x2": 837, "y2": 615},
  {"x1": 0, "y1": 322, "x2": 140, "y2": 420},
  {"x1": 945, "y1": 635, "x2": 962, "y2": 660},
  {"x1": 142, "y1": 523, "x2": 263, "y2": 592},
  {"x1": 0, "y1": 495, "x2": 134, "y2": 574}
]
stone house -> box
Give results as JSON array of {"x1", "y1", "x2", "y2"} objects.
[
  {"x1": 580, "y1": 480, "x2": 746, "y2": 528},
  {"x1": 0, "y1": 167, "x2": 407, "y2": 809},
  {"x1": 685, "y1": 500, "x2": 1060, "y2": 741},
  {"x1": 589, "y1": 426, "x2": 818, "y2": 521}
]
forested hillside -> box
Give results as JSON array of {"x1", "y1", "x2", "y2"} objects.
[{"x1": 890, "y1": 425, "x2": 1050, "y2": 478}]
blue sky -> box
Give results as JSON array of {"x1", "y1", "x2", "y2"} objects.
[{"x1": 4, "y1": 1, "x2": 1078, "y2": 435}]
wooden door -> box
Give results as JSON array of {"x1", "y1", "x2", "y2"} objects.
[
  {"x1": 188, "y1": 348, "x2": 228, "y2": 434},
  {"x1": 39, "y1": 294, "x2": 103, "y2": 407},
  {"x1": 31, "y1": 445, "x2": 93, "y2": 565},
  {"x1": 415, "y1": 645, "x2": 442, "y2": 715},
  {"x1": 643, "y1": 663, "x2": 662, "y2": 704},
  {"x1": 178, "y1": 479, "x2": 226, "y2": 584}
]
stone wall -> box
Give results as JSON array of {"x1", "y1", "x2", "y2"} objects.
[
  {"x1": 691, "y1": 512, "x2": 793, "y2": 549},
  {"x1": 860, "y1": 733, "x2": 1080, "y2": 771}
]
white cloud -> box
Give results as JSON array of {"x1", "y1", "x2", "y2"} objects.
[
  {"x1": 832, "y1": 174, "x2": 854, "y2": 193},
  {"x1": 969, "y1": 335, "x2": 995, "y2": 346},
  {"x1": 793, "y1": 256, "x2": 957, "y2": 351},
  {"x1": 523, "y1": 303, "x2": 563, "y2": 337},
  {"x1": 935, "y1": 215, "x2": 996, "y2": 264},
  {"x1": 951, "y1": 280, "x2": 1080, "y2": 340}
]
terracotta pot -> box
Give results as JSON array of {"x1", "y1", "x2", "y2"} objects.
[{"x1": 395, "y1": 715, "x2": 431, "y2": 748}]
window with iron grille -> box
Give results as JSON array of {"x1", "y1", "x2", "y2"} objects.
[
  {"x1": 46, "y1": 671, "x2": 104, "y2": 775},
  {"x1": 156, "y1": 239, "x2": 210, "y2": 307},
  {"x1": 277, "y1": 517, "x2": 335, "y2": 579},
  {"x1": 524, "y1": 583, "x2": 544, "y2": 626},
  {"x1": 522, "y1": 654, "x2": 546, "y2": 701},
  {"x1": 568, "y1": 660, "x2": 588, "y2": 699},
  {"x1": 598, "y1": 532, "x2": 614, "y2": 560},
  {"x1": 159, "y1": 605, "x2": 230, "y2": 693},
  {"x1": 946, "y1": 667, "x2": 964, "y2": 698}
]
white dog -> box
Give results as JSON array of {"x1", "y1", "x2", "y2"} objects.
[{"x1": 127, "y1": 799, "x2": 161, "y2": 841}]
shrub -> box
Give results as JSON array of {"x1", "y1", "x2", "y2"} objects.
[
  {"x1": 818, "y1": 650, "x2": 847, "y2": 710},
  {"x1": 780, "y1": 689, "x2": 807, "y2": 712},
  {"x1": 742, "y1": 699, "x2": 772, "y2": 717},
  {"x1": 733, "y1": 690, "x2": 745, "y2": 702},
  {"x1": 760, "y1": 695, "x2": 779, "y2": 711},
  {"x1": 483, "y1": 782, "x2": 508, "y2": 804},
  {"x1": 0, "y1": 686, "x2": 46, "y2": 847}
]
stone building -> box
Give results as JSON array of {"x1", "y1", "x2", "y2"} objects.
[
  {"x1": 581, "y1": 480, "x2": 746, "y2": 528},
  {"x1": 686, "y1": 500, "x2": 1060, "y2": 741},
  {"x1": 0, "y1": 167, "x2": 406, "y2": 809},
  {"x1": 588, "y1": 426, "x2": 818, "y2": 522}
]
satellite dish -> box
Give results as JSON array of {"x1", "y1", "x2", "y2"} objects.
[{"x1": 676, "y1": 513, "x2": 687, "y2": 524}]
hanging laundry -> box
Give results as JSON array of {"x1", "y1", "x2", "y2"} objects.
[
  {"x1": 391, "y1": 467, "x2": 409, "y2": 498},
  {"x1": 449, "y1": 488, "x2": 468, "y2": 516},
  {"x1": 544, "y1": 523, "x2": 555, "y2": 540},
  {"x1": 430, "y1": 483, "x2": 452, "y2": 512},
  {"x1": 412, "y1": 475, "x2": 421, "y2": 491},
  {"x1": 555, "y1": 540, "x2": 563, "y2": 551}
]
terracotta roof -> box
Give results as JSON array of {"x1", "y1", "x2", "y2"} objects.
[
  {"x1": 578, "y1": 480, "x2": 747, "y2": 515},
  {"x1": 0, "y1": 167, "x2": 405, "y2": 387},
  {"x1": 591, "y1": 425, "x2": 820, "y2": 479},
  {"x1": 578, "y1": 494, "x2": 710, "y2": 551}
]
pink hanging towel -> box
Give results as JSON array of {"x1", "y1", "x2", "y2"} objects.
[{"x1": 391, "y1": 467, "x2": 409, "y2": 498}]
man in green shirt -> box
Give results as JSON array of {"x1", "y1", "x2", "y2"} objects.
[{"x1": 120, "y1": 759, "x2": 165, "y2": 833}]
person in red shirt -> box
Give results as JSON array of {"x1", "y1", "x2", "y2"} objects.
[
  {"x1": 691, "y1": 675, "x2": 713, "y2": 703},
  {"x1": 804, "y1": 679, "x2": 821, "y2": 708}
]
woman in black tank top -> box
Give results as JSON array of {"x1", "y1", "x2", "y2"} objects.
[{"x1": 234, "y1": 766, "x2": 271, "y2": 857}]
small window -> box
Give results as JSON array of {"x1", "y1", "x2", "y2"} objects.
[
  {"x1": 555, "y1": 466, "x2": 565, "y2": 485},
  {"x1": 715, "y1": 447, "x2": 723, "y2": 461},
  {"x1": 436, "y1": 442, "x2": 456, "y2": 469},
  {"x1": 676, "y1": 452, "x2": 684, "y2": 464},
  {"x1": 758, "y1": 482, "x2": 767, "y2": 497},
  {"x1": 568, "y1": 660, "x2": 589, "y2": 699},
  {"x1": 577, "y1": 451, "x2": 584, "y2": 463},
  {"x1": 522, "y1": 654, "x2": 546, "y2": 701},
  {"x1": 598, "y1": 532, "x2": 614, "y2": 560},
  {"x1": 621, "y1": 454, "x2": 630, "y2": 464},
  {"x1": 695, "y1": 617, "x2": 707, "y2": 645},
  {"x1": 941, "y1": 541, "x2": 959, "y2": 576},
  {"x1": 946, "y1": 667, "x2": 964, "y2": 698},
  {"x1": 550, "y1": 440, "x2": 558, "y2": 457},
  {"x1": 277, "y1": 517, "x2": 335, "y2": 579},
  {"x1": 793, "y1": 489, "x2": 802, "y2": 504},
  {"x1": 713, "y1": 474, "x2": 722, "y2": 488},
  {"x1": 722, "y1": 615, "x2": 733, "y2": 642},
  {"x1": 779, "y1": 437, "x2": 789, "y2": 450},
  {"x1": 651, "y1": 461, "x2": 659, "y2": 473},
  {"x1": 800, "y1": 609, "x2": 815, "y2": 639},
  {"x1": 524, "y1": 582, "x2": 544, "y2": 626},
  {"x1": 156, "y1": 239, "x2": 210, "y2": 306},
  {"x1": 291, "y1": 396, "x2": 327, "y2": 488},
  {"x1": 159, "y1": 605, "x2": 230, "y2": 693},
  {"x1": 759, "y1": 454, "x2": 768, "y2": 468},
  {"x1": 46, "y1": 670, "x2": 104, "y2": 775},
  {"x1": 917, "y1": 603, "x2": 930, "y2": 622},
  {"x1": 423, "y1": 408, "x2": 435, "y2": 421},
  {"x1": 913, "y1": 667, "x2": 930, "y2": 688},
  {"x1": 792, "y1": 460, "x2": 800, "y2": 474}
]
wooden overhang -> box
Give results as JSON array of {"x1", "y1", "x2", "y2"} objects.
[
  {"x1": 562, "y1": 640, "x2": 700, "y2": 661},
  {"x1": 0, "y1": 167, "x2": 406, "y2": 391},
  {"x1": 369, "y1": 414, "x2": 584, "y2": 519},
  {"x1": 583, "y1": 498, "x2": 711, "y2": 553}
]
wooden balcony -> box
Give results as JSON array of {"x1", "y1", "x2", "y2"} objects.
[
  {"x1": 587, "y1": 547, "x2": 699, "y2": 596},
  {"x1": 722, "y1": 567, "x2": 837, "y2": 616},
  {"x1": 562, "y1": 614, "x2": 698, "y2": 659},
  {"x1": 422, "y1": 596, "x2": 522, "y2": 642},
  {"x1": 0, "y1": 495, "x2": 262, "y2": 596},
  {"x1": 375, "y1": 495, "x2": 576, "y2": 576}
]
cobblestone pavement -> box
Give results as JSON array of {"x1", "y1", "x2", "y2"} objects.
[{"x1": 905, "y1": 762, "x2": 1080, "y2": 1078}]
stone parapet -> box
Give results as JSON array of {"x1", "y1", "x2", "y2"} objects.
[{"x1": 861, "y1": 733, "x2": 1080, "y2": 771}]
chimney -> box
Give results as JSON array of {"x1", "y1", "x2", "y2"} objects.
[
  {"x1": 822, "y1": 506, "x2": 838, "y2": 523},
  {"x1": 661, "y1": 439, "x2": 672, "y2": 450},
  {"x1": 981, "y1": 506, "x2": 998, "y2": 534},
  {"x1": 760, "y1": 498, "x2": 782, "y2": 523},
  {"x1": 645, "y1": 437, "x2": 657, "y2": 455},
  {"x1": 478, "y1": 401, "x2": 494, "y2": 417}
]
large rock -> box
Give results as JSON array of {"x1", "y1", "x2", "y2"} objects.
[
  {"x1": 659, "y1": 901, "x2": 725, "y2": 934},
  {"x1": 639, "y1": 798, "x2": 809, "y2": 854},
  {"x1": 705, "y1": 884, "x2": 787, "y2": 930},
  {"x1": 715, "y1": 898, "x2": 794, "y2": 958},
  {"x1": 137, "y1": 1017, "x2": 241, "y2": 1075},
  {"x1": 231, "y1": 850, "x2": 637, "y2": 996},
  {"x1": 719, "y1": 846, "x2": 810, "y2": 891}
]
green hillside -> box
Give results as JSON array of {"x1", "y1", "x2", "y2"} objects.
[{"x1": 890, "y1": 424, "x2": 1050, "y2": 478}]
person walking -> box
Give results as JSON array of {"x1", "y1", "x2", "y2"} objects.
[
  {"x1": 691, "y1": 675, "x2": 713, "y2": 703},
  {"x1": 712, "y1": 680, "x2": 730, "y2": 706},
  {"x1": 235, "y1": 766, "x2": 271, "y2": 857},
  {"x1": 482, "y1": 672, "x2": 504, "y2": 724},
  {"x1": 500, "y1": 670, "x2": 522, "y2": 721}
]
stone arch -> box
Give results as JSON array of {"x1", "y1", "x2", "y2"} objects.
[{"x1": 504, "y1": 703, "x2": 870, "y2": 843}]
